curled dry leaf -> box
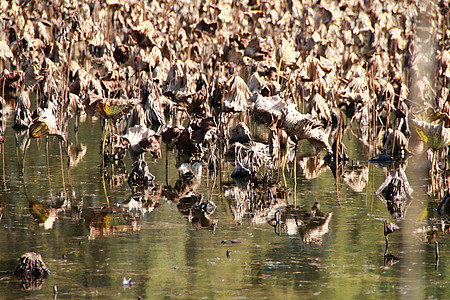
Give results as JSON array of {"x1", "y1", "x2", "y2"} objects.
[
  {"x1": 277, "y1": 37, "x2": 297, "y2": 66},
  {"x1": 223, "y1": 75, "x2": 250, "y2": 112},
  {"x1": 280, "y1": 104, "x2": 332, "y2": 154}
]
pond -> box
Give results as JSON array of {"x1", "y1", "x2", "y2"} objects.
[
  {"x1": 0, "y1": 112, "x2": 448, "y2": 299},
  {"x1": 1, "y1": 0, "x2": 450, "y2": 299}
]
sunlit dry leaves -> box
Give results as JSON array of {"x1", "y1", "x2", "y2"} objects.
[
  {"x1": 247, "y1": 72, "x2": 270, "y2": 95},
  {"x1": 230, "y1": 141, "x2": 273, "y2": 178},
  {"x1": 389, "y1": 27, "x2": 408, "y2": 51},
  {"x1": 308, "y1": 94, "x2": 332, "y2": 128},
  {"x1": 163, "y1": 60, "x2": 198, "y2": 103},
  {"x1": 298, "y1": 55, "x2": 333, "y2": 82},
  {"x1": 252, "y1": 93, "x2": 285, "y2": 125},
  {"x1": 383, "y1": 128, "x2": 411, "y2": 160},
  {"x1": 340, "y1": 76, "x2": 371, "y2": 106},
  {"x1": 142, "y1": 46, "x2": 162, "y2": 70},
  {"x1": 218, "y1": 3, "x2": 232, "y2": 23}
]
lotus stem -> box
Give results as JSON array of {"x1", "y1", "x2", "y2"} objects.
[
  {"x1": 102, "y1": 119, "x2": 110, "y2": 207},
  {"x1": 165, "y1": 143, "x2": 168, "y2": 187},
  {"x1": 102, "y1": 171, "x2": 110, "y2": 207},
  {"x1": 2, "y1": 143, "x2": 5, "y2": 190},
  {"x1": 277, "y1": 58, "x2": 283, "y2": 85},
  {"x1": 391, "y1": 130, "x2": 396, "y2": 158},
  {"x1": 102, "y1": 119, "x2": 110, "y2": 169},
  {"x1": 293, "y1": 154, "x2": 297, "y2": 208},
  {"x1": 431, "y1": 150, "x2": 436, "y2": 197},
  {"x1": 384, "y1": 235, "x2": 389, "y2": 256},
  {"x1": 46, "y1": 138, "x2": 54, "y2": 203},
  {"x1": 59, "y1": 140, "x2": 67, "y2": 198},
  {"x1": 281, "y1": 153, "x2": 287, "y2": 188},
  {"x1": 435, "y1": 241, "x2": 439, "y2": 270}
]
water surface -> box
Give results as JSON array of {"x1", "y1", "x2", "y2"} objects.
[{"x1": 0, "y1": 115, "x2": 448, "y2": 299}]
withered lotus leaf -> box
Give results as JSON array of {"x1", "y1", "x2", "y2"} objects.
[{"x1": 85, "y1": 92, "x2": 139, "y2": 121}]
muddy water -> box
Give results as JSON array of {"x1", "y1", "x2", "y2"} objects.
[{"x1": 0, "y1": 115, "x2": 448, "y2": 299}]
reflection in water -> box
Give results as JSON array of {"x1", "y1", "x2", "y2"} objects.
[
  {"x1": 224, "y1": 180, "x2": 287, "y2": 225},
  {"x1": 15, "y1": 128, "x2": 30, "y2": 154},
  {"x1": 298, "y1": 155, "x2": 327, "y2": 180},
  {"x1": 384, "y1": 253, "x2": 400, "y2": 267},
  {"x1": 177, "y1": 192, "x2": 216, "y2": 229},
  {"x1": 376, "y1": 168, "x2": 413, "y2": 219},
  {"x1": 127, "y1": 159, "x2": 155, "y2": 190},
  {"x1": 84, "y1": 185, "x2": 161, "y2": 239},
  {"x1": 384, "y1": 219, "x2": 400, "y2": 255},
  {"x1": 343, "y1": 163, "x2": 368, "y2": 193},
  {"x1": 84, "y1": 207, "x2": 141, "y2": 240},
  {"x1": 29, "y1": 201, "x2": 61, "y2": 230},
  {"x1": 267, "y1": 202, "x2": 333, "y2": 244},
  {"x1": 67, "y1": 142, "x2": 87, "y2": 167}
]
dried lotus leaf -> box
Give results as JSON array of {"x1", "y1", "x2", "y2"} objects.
[
  {"x1": 223, "y1": 75, "x2": 250, "y2": 112},
  {"x1": 130, "y1": 20, "x2": 158, "y2": 48},
  {"x1": 277, "y1": 37, "x2": 297, "y2": 66},
  {"x1": 412, "y1": 119, "x2": 450, "y2": 150},
  {"x1": 0, "y1": 40, "x2": 14, "y2": 61},
  {"x1": 85, "y1": 92, "x2": 139, "y2": 121}
]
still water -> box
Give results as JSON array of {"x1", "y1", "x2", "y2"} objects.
[{"x1": 0, "y1": 114, "x2": 448, "y2": 299}]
